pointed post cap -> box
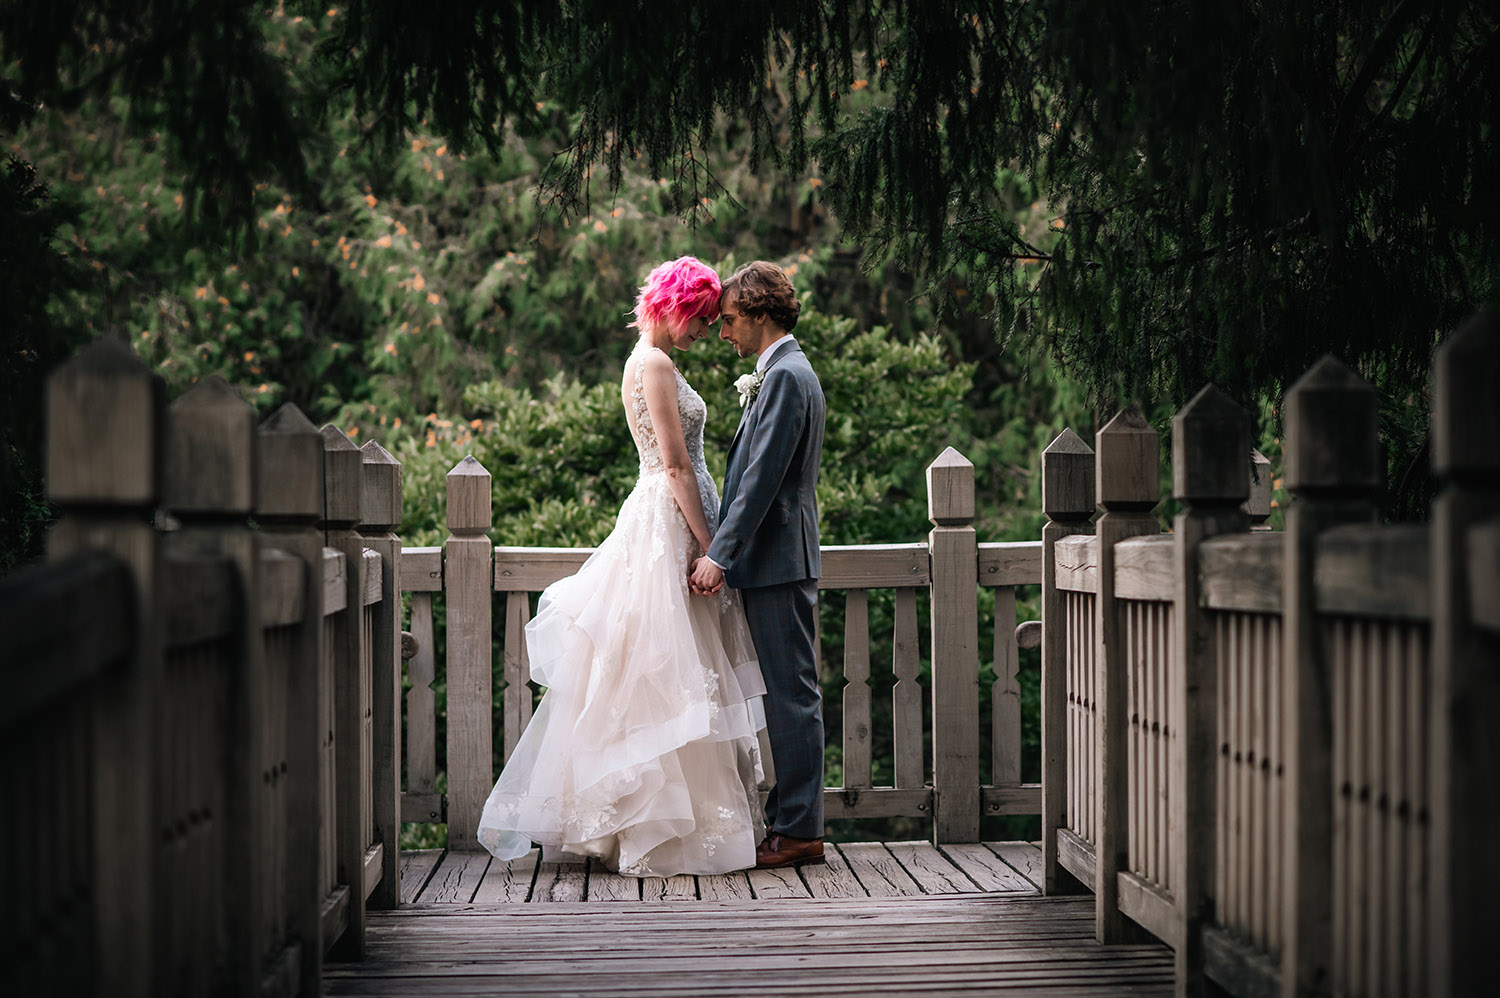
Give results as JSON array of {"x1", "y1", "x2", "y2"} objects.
[
  {"x1": 1095, "y1": 408, "x2": 1159, "y2": 510},
  {"x1": 360, "y1": 439, "x2": 403, "y2": 531},
  {"x1": 320, "y1": 425, "x2": 364, "y2": 527},
  {"x1": 1433, "y1": 309, "x2": 1500, "y2": 478},
  {"x1": 165, "y1": 376, "x2": 255, "y2": 516},
  {"x1": 46, "y1": 336, "x2": 164, "y2": 506},
  {"x1": 256, "y1": 403, "x2": 324, "y2": 521},
  {"x1": 1172, "y1": 385, "x2": 1249, "y2": 503},
  {"x1": 446, "y1": 454, "x2": 492, "y2": 534},
  {"x1": 1283, "y1": 356, "x2": 1379, "y2": 494},
  {"x1": 927, "y1": 446, "x2": 975, "y2": 526},
  {"x1": 1244, "y1": 449, "x2": 1273, "y2": 523},
  {"x1": 1042, "y1": 427, "x2": 1095, "y2": 519}
]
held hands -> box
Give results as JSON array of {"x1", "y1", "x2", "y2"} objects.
[{"x1": 688, "y1": 556, "x2": 724, "y2": 596}]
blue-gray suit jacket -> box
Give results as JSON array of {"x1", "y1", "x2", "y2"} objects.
[{"x1": 708, "y1": 342, "x2": 825, "y2": 589}]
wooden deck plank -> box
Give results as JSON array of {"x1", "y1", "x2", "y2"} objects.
[
  {"x1": 397, "y1": 849, "x2": 444, "y2": 905},
  {"x1": 695, "y1": 872, "x2": 753, "y2": 901},
  {"x1": 326, "y1": 894, "x2": 1173, "y2": 996},
  {"x1": 747, "y1": 865, "x2": 812, "y2": 899},
  {"x1": 470, "y1": 848, "x2": 538, "y2": 904},
  {"x1": 837, "y1": 842, "x2": 925, "y2": 896},
  {"x1": 939, "y1": 843, "x2": 1037, "y2": 893},
  {"x1": 886, "y1": 840, "x2": 982, "y2": 894},
  {"x1": 414, "y1": 850, "x2": 490, "y2": 904},
  {"x1": 529, "y1": 859, "x2": 587, "y2": 903},
  {"x1": 987, "y1": 842, "x2": 1045, "y2": 891},
  {"x1": 799, "y1": 840, "x2": 866, "y2": 898},
  {"x1": 586, "y1": 859, "x2": 642, "y2": 902},
  {"x1": 641, "y1": 874, "x2": 697, "y2": 901}
]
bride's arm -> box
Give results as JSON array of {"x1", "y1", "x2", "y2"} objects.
[{"x1": 639, "y1": 350, "x2": 714, "y2": 551}]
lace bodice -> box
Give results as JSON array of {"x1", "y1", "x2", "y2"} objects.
[{"x1": 627, "y1": 345, "x2": 718, "y2": 526}]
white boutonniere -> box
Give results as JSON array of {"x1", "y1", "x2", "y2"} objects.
[{"x1": 735, "y1": 370, "x2": 765, "y2": 408}]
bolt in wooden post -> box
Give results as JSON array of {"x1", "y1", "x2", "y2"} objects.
[
  {"x1": 1093, "y1": 409, "x2": 1161, "y2": 943},
  {"x1": 1171, "y1": 386, "x2": 1250, "y2": 996},
  {"x1": 165, "y1": 376, "x2": 263, "y2": 993},
  {"x1": 360, "y1": 440, "x2": 403, "y2": 909},
  {"x1": 1427, "y1": 311, "x2": 1500, "y2": 998},
  {"x1": 928, "y1": 447, "x2": 981, "y2": 843},
  {"x1": 1280, "y1": 357, "x2": 1378, "y2": 998},
  {"x1": 320, "y1": 425, "x2": 367, "y2": 957},
  {"x1": 1041, "y1": 428, "x2": 1096, "y2": 894},
  {"x1": 46, "y1": 336, "x2": 165, "y2": 998},
  {"x1": 445, "y1": 455, "x2": 493, "y2": 851},
  {"x1": 255, "y1": 403, "x2": 324, "y2": 997}
]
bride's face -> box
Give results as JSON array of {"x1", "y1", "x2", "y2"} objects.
[{"x1": 670, "y1": 314, "x2": 713, "y2": 351}]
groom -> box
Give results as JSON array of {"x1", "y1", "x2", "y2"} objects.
[{"x1": 689, "y1": 261, "x2": 827, "y2": 870}]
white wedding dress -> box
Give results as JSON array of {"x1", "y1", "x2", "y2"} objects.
[{"x1": 477, "y1": 344, "x2": 768, "y2": 876}]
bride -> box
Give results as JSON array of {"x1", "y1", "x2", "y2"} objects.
[{"x1": 477, "y1": 257, "x2": 768, "y2": 876}]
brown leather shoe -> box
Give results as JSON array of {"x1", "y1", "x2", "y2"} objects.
[{"x1": 755, "y1": 833, "x2": 825, "y2": 869}]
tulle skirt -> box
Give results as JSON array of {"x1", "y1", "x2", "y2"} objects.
[{"x1": 477, "y1": 473, "x2": 768, "y2": 876}]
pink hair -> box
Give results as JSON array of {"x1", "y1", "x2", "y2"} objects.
[{"x1": 631, "y1": 256, "x2": 722, "y2": 334}]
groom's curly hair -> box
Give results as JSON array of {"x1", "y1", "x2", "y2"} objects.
[{"x1": 720, "y1": 261, "x2": 801, "y2": 332}]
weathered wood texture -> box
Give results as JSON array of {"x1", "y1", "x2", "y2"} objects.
[
  {"x1": 929, "y1": 447, "x2": 982, "y2": 842},
  {"x1": 1093, "y1": 409, "x2": 1162, "y2": 944},
  {"x1": 443, "y1": 456, "x2": 492, "y2": 851},
  {"x1": 361, "y1": 440, "x2": 403, "y2": 909},
  {"x1": 9, "y1": 341, "x2": 408, "y2": 998},
  {"x1": 1427, "y1": 310, "x2": 1500, "y2": 998},
  {"x1": 1041, "y1": 429, "x2": 1095, "y2": 896},
  {"x1": 327, "y1": 889, "x2": 1172, "y2": 996}
]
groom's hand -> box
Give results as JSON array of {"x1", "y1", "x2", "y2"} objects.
[{"x1": 688, "y1": 556, "x2": 724, "y2": 596}]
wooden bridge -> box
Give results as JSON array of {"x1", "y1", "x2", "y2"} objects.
[{"x1": 5, "y1": 311, "x2": 1496, "y2": 996}]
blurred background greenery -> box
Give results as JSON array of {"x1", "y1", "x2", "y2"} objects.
[{"x1": 6, "y1": 1, "x2": 1493, "y2": 845}]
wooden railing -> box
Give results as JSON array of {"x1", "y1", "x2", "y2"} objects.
[
  {"x1": 2, "y1": 339, "x2": 406, "y2": 997},
  {"x1": 396, "y1": 446, "x2": 1043, "y2": 848},
  {"x1": 1039, "y1": 312, "x2": 1500, "y2": 997}
]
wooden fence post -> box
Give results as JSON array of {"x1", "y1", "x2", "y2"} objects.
[
  {"x1": 1093, "y1": 409, "x2": 1161, "y2": 943},
  {"x1": 1428, "y1": 311, "x2": 1500, "y2": 997},
  {"x1": 1280, "y1": 357, "x2": 1378, "y2": 998},
  {"x1": 164, "y1": 376, "x2": 262, "y2": 994},
  {"x1": 1171, "y1": 387, "x2": 1250, "y2": 996},
  {"x1": 445, "y1": 455, "x2": 493, "y2": 851},
  {"x1": 1246, "y1": 449, "x2": 1273, "y2": 529},
  {"x1": 255, "y1": 403, "x2": 325, "y2": 997},
  {"x1": 1041, "y1": 428, "x2": 1096, "y2": 894},
  {"x1": 45, "y1": 336, "x2": 165, "y2": 998},
  {"x1": 928, "y1": 447, "x2": 981, "y2": 843},
  {"x1": 320, "y1": 425, "x2": 367, "y2": 957},
  {"x1": 361, "y1": 440, "x2": 403, "y2": 909}
]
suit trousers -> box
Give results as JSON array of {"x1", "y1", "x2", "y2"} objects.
[{"x1": 739, "y1": 578, "x2": 824, "y2": 840}]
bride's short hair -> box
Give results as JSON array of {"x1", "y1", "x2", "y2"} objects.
[
  {"x1": 720, "y1": 261, "x2": 801, "y2": 332},
  {"x1": 631, "y1": 257, "x2": 722, "y2": 334}
]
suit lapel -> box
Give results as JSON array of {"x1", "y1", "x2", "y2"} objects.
[{"x1": 724, "y1": 341, "x2": 802, "y2": 477}]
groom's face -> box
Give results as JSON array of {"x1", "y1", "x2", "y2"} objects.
[{"x1": 718, "y1": 301, "x2": 761, "y2": 358}]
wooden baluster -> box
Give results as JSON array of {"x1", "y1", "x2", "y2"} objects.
[
  {"x1": 1041, "y1": 428, "x2": 1095, "y2": 894},
  {"x1": 928, "y1": 447, "x2": 980, "y2": 843},
  {"x1": 164, "y1": 376, "x2": 262, "y2": 994},
  {"x1": 320, "y1": 425, "x2": 367, "y2": 956},
  {"x1": 361, "y1": 440, "x2": 403, "y2": 909},
  {"x1": 503, "y1": 591, "x2": 532, "y2": 762},
  {"x1": 993, "y1": 584, "x2": 1021, "y2": 790},
  {"x1": 1428, "y1": 311, "x2": 1500, "y2": 997},
  {"x1": 445, "y1": 455, "x2": 493, "y2": 851},
  {"x1": 255, "y1": 404, "x2": 325, "y2": 996},
  {"x1": 892, "y1": 587, "x2": 923, "y2": 792},
  {"x1": 1093, "y1": 409, "x2": 1161, "y2": 942},
  {"x1": 1280, "y1": 357, "x2": 1378, "y2": 998},
  {"x1": 843, "y1": 589, "x2": 872, "y2": 792},
  {"x1": 1170, "y1": 386, "x2": 1250, "y2": 995},
  {"x1": 45, "y1": 336, "x2": 165, "y2": 998},
  {"x1": 1246, "y1": 449, "x2": 1274, "y2": 530}
]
